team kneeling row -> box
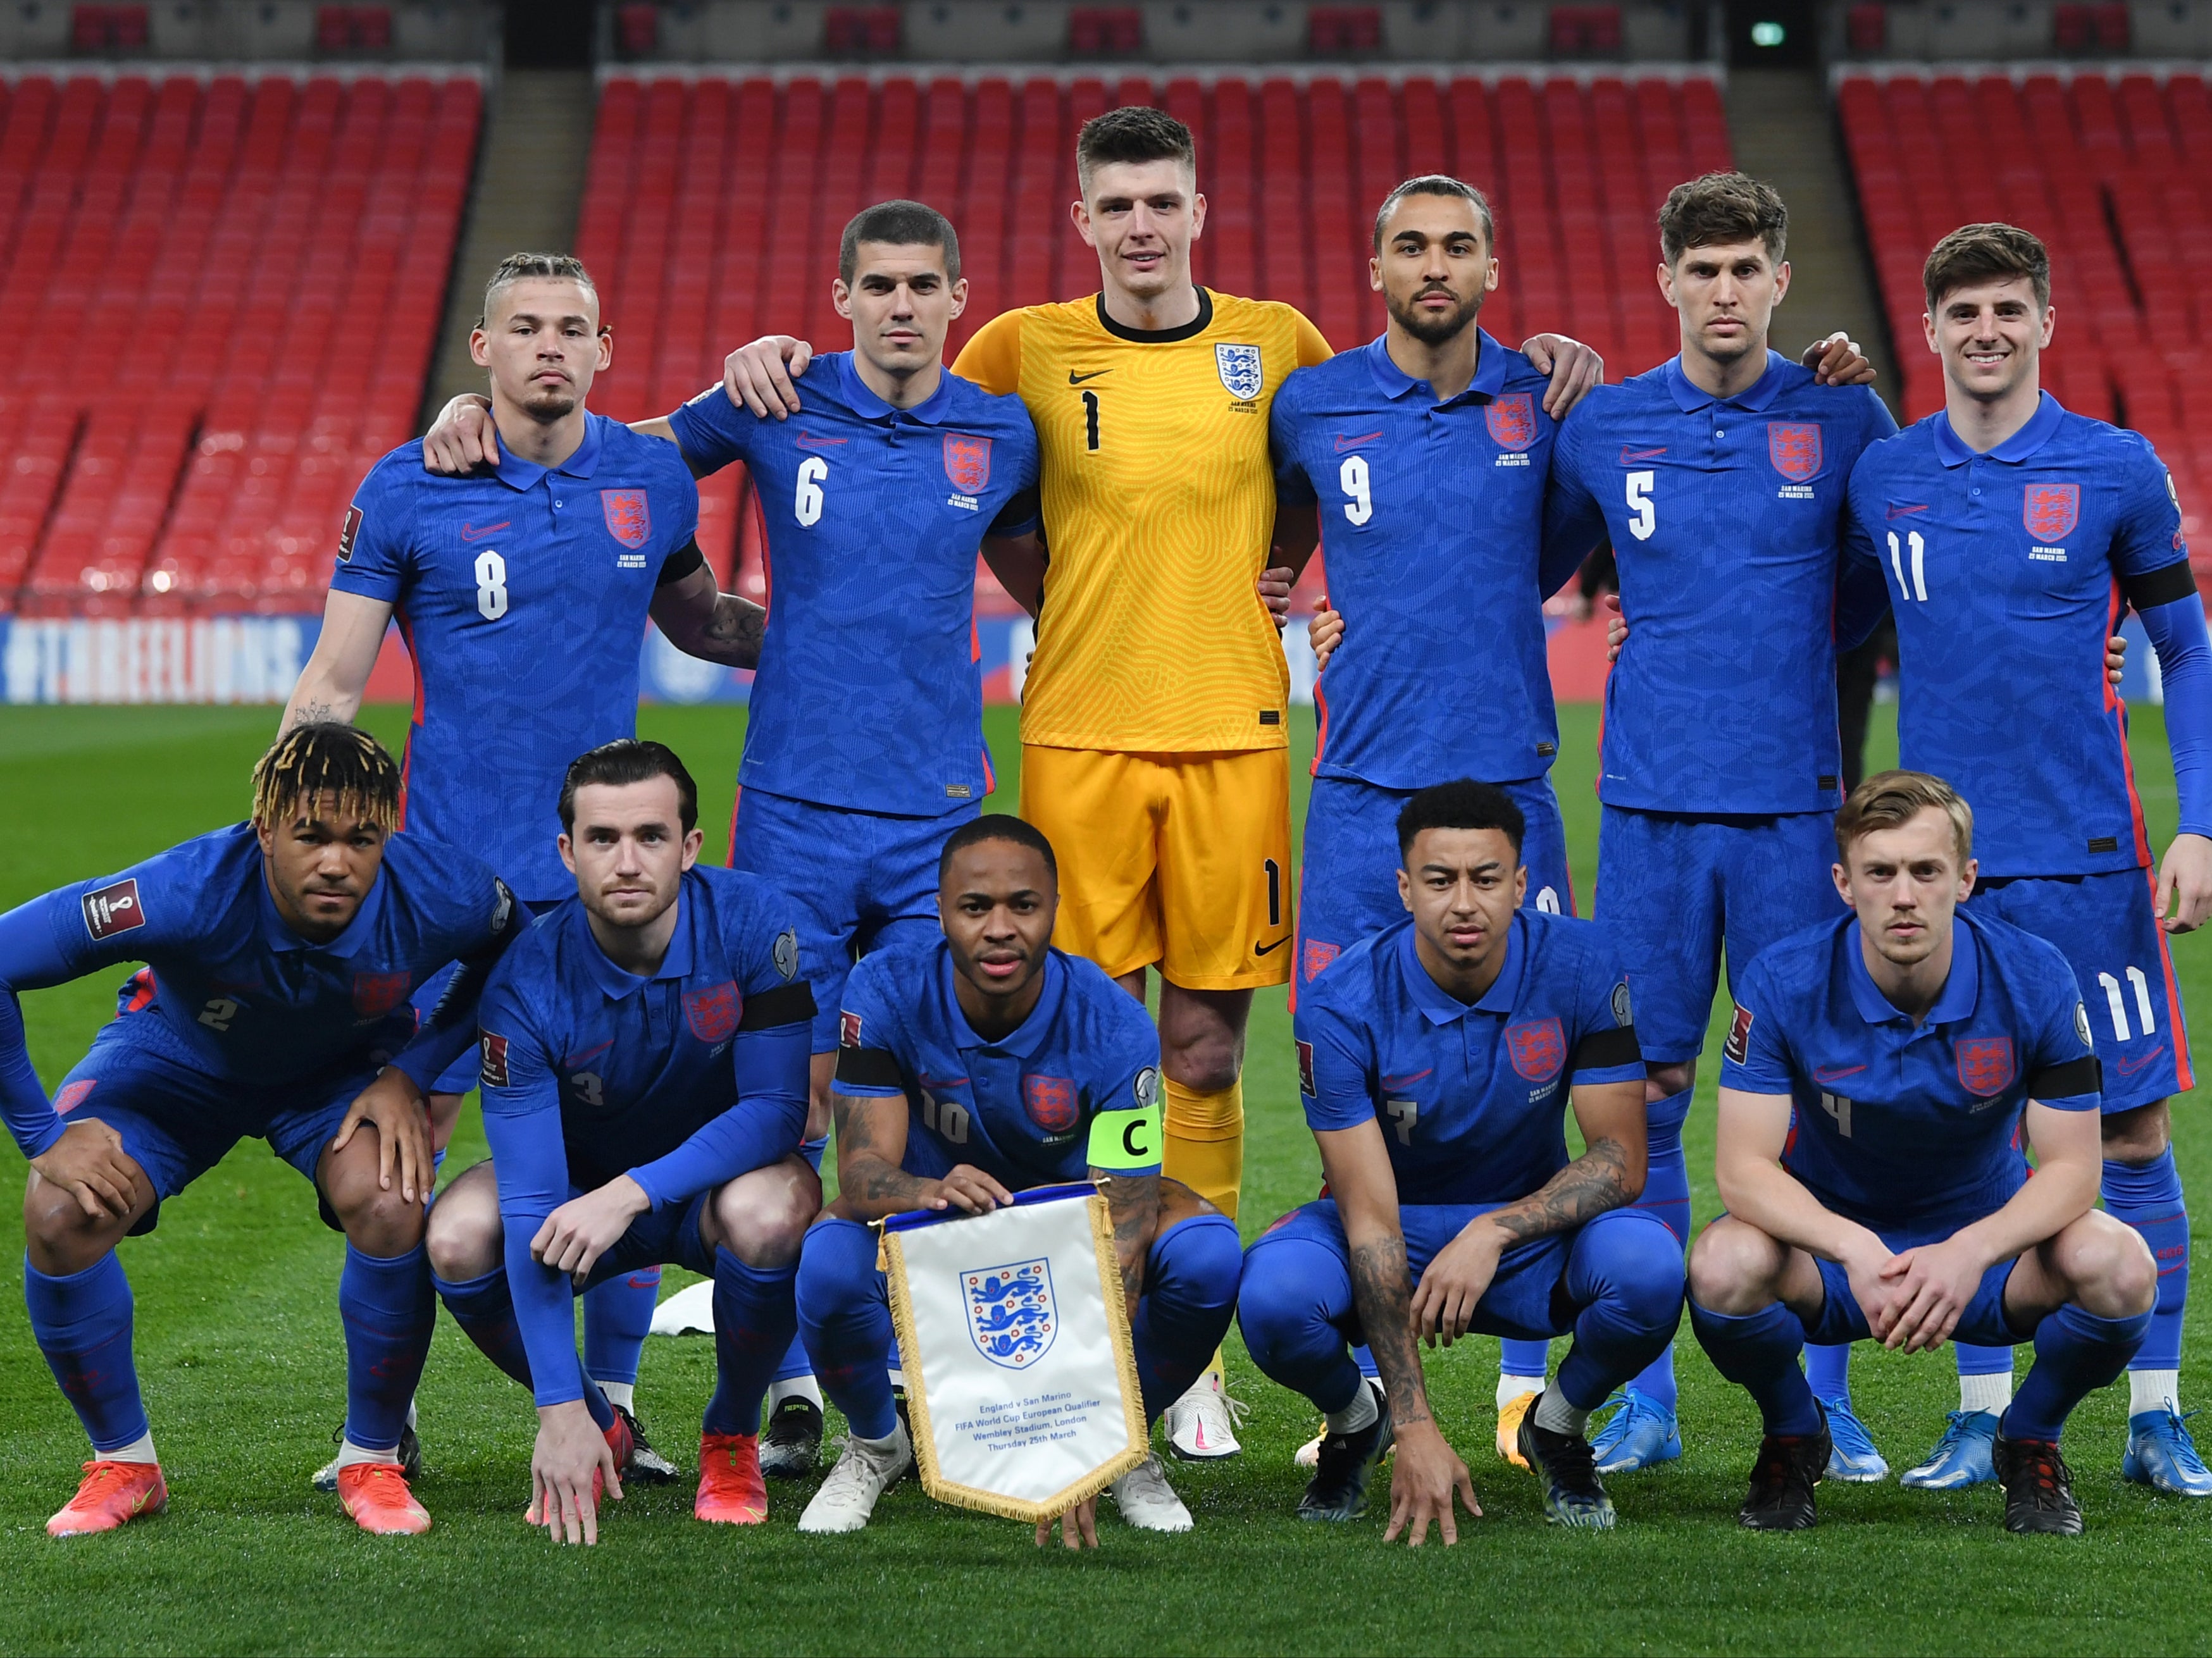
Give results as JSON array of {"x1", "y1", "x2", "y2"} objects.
[{"x1": 0, "y1": 724, "x2": 2150, "y2": 1544}]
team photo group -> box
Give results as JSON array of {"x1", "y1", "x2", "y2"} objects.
[{"x1": 4, "y1": 99, "x2": 2209, "y2": 1553}]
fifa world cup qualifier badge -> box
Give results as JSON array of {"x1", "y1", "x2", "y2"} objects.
[
  {"x1": 1725, "y1": 1005, "x2": 1754, "y2": 1065},
  {"x1": 81, "y1": 878, "x2": 146, "y2": 941}
]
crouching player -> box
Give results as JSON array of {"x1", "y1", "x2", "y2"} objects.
[
  {"x1": 424, "y1": 741, "x2": 819, "y2": 1540},
  {"x1": 0, "y1": 724, "x2": 528, "y2": 1536},
  {"x1": 1691, "y1": 771, "x2": 2154, "y2": 1533},
  {"x1": 794, "y1": 816, "x2": 1242, "y2": 1540},
  {"x1": 1238, "y1": 781, "x2": 1682, "y2": 1536}
]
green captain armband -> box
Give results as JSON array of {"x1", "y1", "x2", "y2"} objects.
[{"x1": 1088, "y1": 1104, "x2": 1162, "y2": 1172}]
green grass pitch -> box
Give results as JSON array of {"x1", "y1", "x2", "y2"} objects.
[{"x1": 2, "y1": 701, "x2": 2209, "y2": 1655}]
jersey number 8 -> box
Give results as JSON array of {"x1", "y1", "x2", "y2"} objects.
[{"x1": 475, "y1": 550, "x2": 508, "y2": 621}]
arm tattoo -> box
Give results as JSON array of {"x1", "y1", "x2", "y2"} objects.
[
  {"x1": 1349, "y1": 1235, "x2": 1431, "y2": 1429},
  {"x1": 286, "y1": 700, "x2": 335, "y2": 731},
  {"x1": 1097, "y1": 1168, "x2": 1159, "y2": 1304},
  {"x1": 831, "y1": 1092, "x2": 933, "y2": 1220},
  {"x1": 1481, "y1": 1135, "x2": 1634, "y2": 1248},
  {"x1": 697, "y1": 593, "x2": 764, "y2": 669}
]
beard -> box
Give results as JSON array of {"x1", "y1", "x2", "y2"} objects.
[
  {"x1": 1387, "y1": 285, "x2": 1483, "y2": 346},
  {"x1": 516, "y1": 382, "x2": 579, "y2": 422}
]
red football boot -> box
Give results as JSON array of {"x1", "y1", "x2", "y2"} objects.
[
  {"x1": 337, "y1": 1461, "x2": 432, "y2": 1535},
  {"x1": 695, "y1": 1433, "x2": 769, "y2": 1525},
  {"x1": 47, "y1": 1460, "x2": 168, "y2": 1538}
]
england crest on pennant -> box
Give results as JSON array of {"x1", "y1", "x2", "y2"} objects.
[
  {"x1": 1768, "y1": 423, "x2": 1824, "y2": 481},
  {"x1": 2023, "y1": 483, "x2": 2080, "y2": 541},
  {"x1": 601, "y1": 488, "x2": 652, "y2": 548},
  {"x1": 1215, "y1": 342, "x2": 1264, "y2": 401},
  {"x1": 964, "y1": 1258, "x2": 1056, "y2": 1369}
]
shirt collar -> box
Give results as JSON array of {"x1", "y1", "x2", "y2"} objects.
[
  {"x1": 941, "y1": 943, "x2": 1064, "y2": 1057},
  {"x1": 1930, "y1": 390, "x2": 2065, "y2": 469},
  {"x1": 835, "y1": 350, "x2": 956, "y2": 426},
  {"x1": 1396, "y1": 915, "x2": 1525, "y2": 1025},
  {"x1": 1665, "y1": 349, "x2": 1788, "y2": 413},
  {"x1": 257, "y1": 859, "x2": 387, "y2": 959},
  {"x1": 488, "y1": 412, "x2": 605, "y2": 493},
  {"x1": 1843, "y1": 914, "x2": 1980, "y2": 1027},
  {"x1": 1360, "y1": 328, "x2": 1512, "y2": 406},
  {"x1": 577, "y1": 882, "x2": 697, "y2": 1002}
]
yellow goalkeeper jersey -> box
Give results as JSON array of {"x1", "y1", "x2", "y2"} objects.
[{"x1": 954, "y1": 289, "x2": 1333, "y2": 754}]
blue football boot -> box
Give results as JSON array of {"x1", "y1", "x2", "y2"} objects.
[
  {"x1": 1589, "y1": 1389, "x2": 1682, "y2": 1474},
  {"x1": 1899, "y1": 1409, "x2": 1998, "y2": 1490},
  {"x1": 1815, "y1": 1395, "x2": 1888, "y2": 1482},
  {"x1": 2123, "y1": 1403, "x2": 2212, "y2": 1496}
]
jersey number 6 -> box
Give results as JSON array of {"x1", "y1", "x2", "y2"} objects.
[{"x1": 795, "y1": 455, "x2": 827, "y2": 526}]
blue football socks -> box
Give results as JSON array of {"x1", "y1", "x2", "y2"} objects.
[
  {"x1": 1129, "y1": 1213, "x2": 1242, "y2": 1423},
  {"x1": 703, "y1": 1249, "x2": 798, "y2": 1438},
  {"x1": 2103, "y1": 1150, "x2": 2189, "y2": 1375},
  {"x1": 2006, "y1": 1302, "x2": 2152, "y2": 1442},
  {"x1": 25, "y1": 1252, "x2": 150, "y2": 1454},
  {"x1": 338, "y1": 1242, "x2": 436, "y2": 1454},
  {"x1": 796, "y1": 1218, "x2": 899, "y2": 1442},
  {"x1": 582, "y1": 1266, "x2": 661, "y2": 1393},
  {"x1": 1690, "y1": 1297, "x2": 1824, "y2": 1438},
  {"x1": 1621, "y1": 1086, "x2": 1693, "y2": 1412}
]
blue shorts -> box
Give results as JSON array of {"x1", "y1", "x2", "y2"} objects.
[
  {"x1": 581, "y1": 1187, "x2": 717, "y2": 1289},
  {"x1": 730, "y1": 786, "x2": 978, "y2": 1051},
  {"x1": 1594, "y1": 806, "x2": 1842, "y2": 1064},
  {"x1": 54, "y1": 1010, "x2": 372, "y2": 1235},
  {"x1": 1246, "y1": 1198, "x2": 1678, "y2": 1344},
  {"x1": 1805, "y1": 1210, "x2": 2022, "y2": 1348},
  {"x1": 1967, "y1": 867, "x2": 2192, "y2": 1113},
  {"x1": 1296, "y1": 774, "x2": 1574, "y2": 1003}
]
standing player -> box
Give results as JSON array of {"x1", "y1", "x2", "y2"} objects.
[
  {"x1": 0, "y1": 724, "x2": 528, "y2": 1535},
  {"x1": 1692, "y1": 771, "x2": 2154, "y2": 1533},
  {"x1": 424, "y1": 741, "x2": 818, "y2": 1538},
  {"x1": 1841, "y1": 223, "x2": 2212, "y2": 1493},
  {"x1": 793, "y1": 816, "x2": 1242, "y2": 1537},
  {"x1": 1238, "y1": 780, "x2": 1681, "y2": 1535},
  {"x1": 287, "y1": 252, "x2": 749, "y2": 1481},
  {"x1": 720, "y1": 108, "x2": 1603, "y2": 1457}
]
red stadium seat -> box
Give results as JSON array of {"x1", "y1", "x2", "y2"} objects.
[{"x1": 1069, "y1": 8, "x2": 1142, "y2": 56}]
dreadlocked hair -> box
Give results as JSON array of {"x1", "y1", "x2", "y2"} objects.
[{"x1": 251, "y1": 722, "x2": 402, "y2": 832}]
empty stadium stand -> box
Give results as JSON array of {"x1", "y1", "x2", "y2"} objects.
[
  {"x1": 0, "y1": 70, "x2": 481, "y2": 617},
  {"x1": 575, "y1": 68, "x2": 1732, "y2": 603}
]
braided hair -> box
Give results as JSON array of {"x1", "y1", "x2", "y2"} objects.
[{"x1": 251, "y1": 722, "x2": 402, "y2": 833}]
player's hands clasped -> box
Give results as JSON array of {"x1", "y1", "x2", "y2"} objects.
[
  {"x1": 1383, "y1": 1418, "x2": 1481, "y2": 1547},
  {"x1": 421, "y1": 393, "x2": 497, "y2": 474},
  {"x1": 1036, "y1": 1493, "x2": 1101, "y2": 1550},
  {"x1": 331, "y1": 1067, "x2": 435, "y2": 1204},
  {"x1": 924, "y1": 1163, "x2": 1016, "y2": 1215},
  {"x1": 1875, "y1": 1235, "x2": 1990, "y2": 1352},
  {"x1": 532, "y1": 1173, "x2": 652, "y2": 1280},
  {"x1": 1410, "y1": 1222, "x2": 1505, "y2": 1346},
  {"x1": 29, "y1": 1117, "x2": 142, "y2": 1221},
  {"x1": 530, "y1": 1399, "x2": 622, "y2": 1546},
  {"x1": 723, "y1": 334, "x2": 814, "y2": 419},
  {"x1": 1257, "y1": 565, "x2": 1296, "y2": 632}
]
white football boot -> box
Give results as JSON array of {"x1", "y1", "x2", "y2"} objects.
[
  {"x1": 798, "y1": 1420, "x2": 913, "y2": 1534},
  {"x1": 1164, "y1": 1371, "x2": 1246, "y2": 1461},
  {"x1": 1109, "y1": 1452, "x2": 1195, "y2": 1532}
]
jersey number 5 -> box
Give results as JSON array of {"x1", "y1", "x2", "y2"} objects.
[{"x1": 1625, "y1": 471, "x2": 1656, "y2": 541}]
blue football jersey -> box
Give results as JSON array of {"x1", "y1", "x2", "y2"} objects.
[
  {"x1": 475, "y1": 864, "x2": 816, "y2": 1200},
  {"x1": 0, "y1": 824, "x2": 524, "y2": 1156},
  {"x1": 332, "y1": 415, "x2": 702, "y2": 898},
  {"x1": 1843, "y1": 394, "x2": 2196, "y2": 876},
  {"x1": 1548, "y1": 353, "x2": 1898, "y2": 814},
  {"x1": 1722, "y1": 911, "x2": 2100, "y2": 1226},
  {"x1": 668, "y1": 354, "x2": 1041, "y2": 817},
  {"x1": 1272, "y1": 333, "x2": 1601, "y2": 788},
  {"x1": 832, "y1": 940, "x2": 1161, "y2": 1189},
  {"x1": 1295, "y1": 913, "x2": 1644, "y2": 1206}
]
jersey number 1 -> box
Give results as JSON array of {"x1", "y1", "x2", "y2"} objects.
[{"x1": 1079, "y1": 390, "x2": 1101, "y2": 452}]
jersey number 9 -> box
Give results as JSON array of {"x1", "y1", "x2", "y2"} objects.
[
  {"x1": 795, "y1": 455, "x2": 827, "y2": 527},
  {"x1": 1339, "y1": 455, "x2": 1372, "y2": 526}
]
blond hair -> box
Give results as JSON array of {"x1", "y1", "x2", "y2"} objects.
[
  {"x1": 1834, "y1": 769, "x2": 1973, "y2": 866},
  {"x1": 252, "y1": 722, "x2": 401, "y2": 832}
]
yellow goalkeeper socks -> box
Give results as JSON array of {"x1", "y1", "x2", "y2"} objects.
[{"x1": 1162, "y1": 1076, "x2": 1243, "y2": 1222}]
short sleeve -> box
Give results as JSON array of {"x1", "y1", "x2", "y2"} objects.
[
  {"x1": 328, "y1": 455, "x2": 414, "y2": 603},
  {"x1": 1291, "y1": 309, "x2": 1334, "y2": 368},
  {"x1": 475, "y1": 974, "x2": 557, "y2": 1120},
  {"x1": 666, "y1": 383, "x2": 761, "y2": 478},
  {"x1": 953, "y1": 311, "x2": 1024, "y2": 397},
  {"x1": 1717, "y1": 962, "x2": 1797, "y2": 1096},
  {"x1": 660, "y1": 450, "x2": 702, "y2": 548},
  {"x1": 831, "y1": 956, "x2": 907, "y2": 1097},
  {"x1": 2023, "y1": 953, "x2": 2102, "y2": 1111},
  {"x1": 1568, "y1": 939, "x2": 1643, "y2": 1086},
  {"x1": 46, "y1": 847, "x2": 207, "y2": 980},
  {"x1": 728, "y1": 884, "x2": 817, "y2": 1032},
  {"x1": 1085, "y1": 1002, "x2": 1163, "y2": 1175},
  {"x1": 2112, "y1": 437, "x2": 2192, "y2": 588},
  {"x1": 1269, "y1": 378, "x2": 1318, "y2": 507},
  {"x1": 1294, "y1": 998, "x2": 1377, "y2": 1132},
  {"x1": 987, "y1": 414, "x2": 1043, "y2": 538}
]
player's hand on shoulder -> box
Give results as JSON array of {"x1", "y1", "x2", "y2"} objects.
[
  {"x1": 1875, "y1": 1238, "x2": 1983, "y2": 1352},
  {"x1": 1803, "y1": 333, "x2": 1877, "y2": 387},
  {"x1": 1383, "y1": 1419, "x2": 1481, "y2": 1547},
  {"x1": 1520, "y1": 333, "x2": 1605, "y2": 418},
  {"x1": 929, "y1": 1164, "x2": 1015, "y2": 1215},
  {"x1": 2157, "y1": 831, "x2": 2212, "y2": 932},
  {"x1": 1308, "y1": 595, "x2": 1343, "y2": 671},
  {"x1": 531, "y1": 1174, "x2": 652, "y2": 1278},
  {"x1": 530, "y1": 1399, "x2": 621, "y2": 1545},
  {"x1": 1409, "y1": 1224, "x2": 1502, "y2": 1347},
  {"x1": 422, "y1": 393, "x2": 496, "y2": 475},
  {"x1": 1257, "y1": 565, "x2": 1296, "y2": 632},
  {"x1": 1036, "y1": 1494, "x2": 1100, "y2": 1550},
  {"x1": 30, "y1": 1118, "x2": 142, "y2": 1221},
  {"x1": 331, "y1": 1066, "x2": 433, "y2": 1203},
  {"x1": 724, "y1": 335, "x2": 813, "y2": 419},
  {"x1": 1603, "y1": 591, "x2": 1626, "y2": 662}
]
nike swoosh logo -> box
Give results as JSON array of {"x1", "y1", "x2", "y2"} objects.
[
  {"x1": 1619, "y1": 446, "x2": 1667, "y2": 464},
  {"x1": 1067, "y1": 369, "x2": 1111, "y2": 385},
  {"x1": 1334, "y1": 430, "x2": 1383, "y2": 453},
  {"x1": 2117, "y1": 1045, "x2": 2168, "y2": 1078},
  {"x1": 795, "y1": 432, "x2": 847, "y2": 449},
  {"x1": 1814, "y1": 1063, "x2": 1868, "y2": 1083},
  {"x1": 460, "y1": 521, "x2": 509, "y2": 541},
  {"x1": 1254, "y1": 936, "x2": 1289, "y2": 956},
  {"x1": 1887, "y1": 502, "x2": 1930, "y2": 519},
  {"x1": 1382, "y1": 1069, "x2": 1434, "y2": 1089}
]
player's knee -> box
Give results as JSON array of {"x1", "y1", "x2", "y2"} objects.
[
  {"x1": 1646, "y1": 1061, "x2": 1694, "y2": 1103},
  {"x1": 712, "y1": 1163, "x2": 820, "y2": 1269},
  {"x1": 2071, "y1": 1213, "x2": 2159, "y2": 1318},
  {"x1": 1163, "y1": 1042, "x2": 1242, "y2": 1097},
  {"x1": 425, "y1": 1187, "x2": 503, "y2": 1281},
  {"x1": 330, "y1": 1171, "x2": 425, "y2": 1253},
  {"x1": 1233, "y1": 1245, "x2": 1318, "y2": 1366},
  {"x1": 2100, "y1": 1099, "x2": 2172, "y2": 1165},
  {"x1": 1686, "y1": 1218, "x2": 1775, "y2": 1314},
  {"x1": 22, "y1": 1176, "x2": 125, "y2": 1273},
  {"x1": 1152, "y1": 1213, "x2": 1241, "y2": 1313},
  {"x1": 1601, "y1": 1221, "x2": 1689, "y2": 1324}
]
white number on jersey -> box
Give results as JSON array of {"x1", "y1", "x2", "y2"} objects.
[
  {"x1": 1820, "y1": 1090, "x2": 1853, "y2": 1138},
  {"x1": 1886, "y1": 529, "x2": 1929, "y2": 602},
  {"x1": 795, "y1": 455, "x2": 828, "y2": 526},
  {"x1": 1385, "y1": 1097, "x2": 1419, "y2": 1146},
  {"x1": 2097, "y1": 967, "x2": 2158, "y2": 1041},
  {"x1": 1339, "y1": 454, "x2": 1373, "y2": 526},
  {"x1": 197, "y1": 996, "x2": 239, "y2": 1032},
  {"x1": 921, "y1": 1087, "x2": 970, "y2": 1144},
  {"x1": 474, "y1": 549, "x2": 509, "y2": 620},
  {"x1": 1625, "y1": 470, "x2": 1656, "y2": 541}
]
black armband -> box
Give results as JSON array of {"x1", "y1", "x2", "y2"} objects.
[
  {"x1": 1570, "y1": 1024, "x2": 1643, "y2": 1073},
  {"x1": 2026, "y1": 1055, "x2": 2102, "y2": 1100},
  {"x1": 835, "y1": 1045, "x2": 904, "y2": 1090},
  {"x1": 2122, "y1": 560, "x2": 2197, "y2": 612},
  {"x1": 656, "y1": 540, "x2": 707, "y2": 587},
  {"x1": 736, "y1": 980, "x2": 816, "y2": 1030}
]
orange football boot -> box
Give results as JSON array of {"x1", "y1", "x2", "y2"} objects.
[
  {"x1": 47, "y1": 1460, "x2": 167, "y2": 1537},
  {"x1": 525, "y1": 1409, "x2": 633, "y2": 1524},
  {"x1": 337, "y1": 1461, "x2": 432, "y2": 1535},
  {"x1": 695, "y1": 1433, "x2": 769, "y2": 1525}
]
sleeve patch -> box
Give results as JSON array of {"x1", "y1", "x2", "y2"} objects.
[
  {"x1": 337, "y1": 505, "x2": 362, "y2": 563},
  {"x1": 1724, "y1": 1005, "x2": 1754, "y2": 1065},
  {"x1": 736, "y1": 979, "x2": 815, "y2": 1031},
  {"x1": 772, "y1": 927, "x2": 799, "y2": 982},
  {"x1": 480, "y1": 1032, "x2": 510, "y2": 1089},
  {"x1": 840, "y1": 1010, "x2": 864, "y2": 1048},
  {"x1": 1611, "y1": 980, "x2": 1633, "y2": 1027},
  {"x1": 1133, "y1": 1065, "x2": 1160, "y2": 1110},
  {"x1": 1296, "y1": 1039, "x2": 1316, "y2": 1098},
  {"x1": 2074, "y1": 1000, "x2": 2093, "y2": 1051},
  {"x1": 82, "y1": 878, "x2": 146, "y2": 942},
  {"x1": 490, "y1": 878, "x2": 514, "y2": 934}
]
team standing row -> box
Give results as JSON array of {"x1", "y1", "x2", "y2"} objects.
[{"x1": 0, "y1": 106, "x2": 2205, "y2": 1543}]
